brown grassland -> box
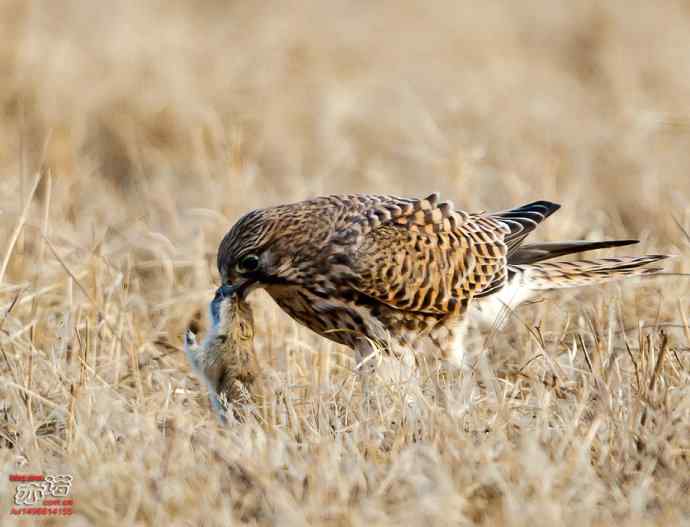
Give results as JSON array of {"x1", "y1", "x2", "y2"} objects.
[{"x1": 1, "y1": 1, "x2": 689, "y2": 525}]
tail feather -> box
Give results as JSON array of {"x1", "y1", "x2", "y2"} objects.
[
  {"x1": 513, "y1": 255, "x2": 670, "y2": 290},
  {"x1": 509, "y1": 239, "x2": 639, "y2": 265}
]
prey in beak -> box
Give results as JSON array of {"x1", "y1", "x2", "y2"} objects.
[{"x1": 184, "y1": 284, "x2": 255, "y2": 424}]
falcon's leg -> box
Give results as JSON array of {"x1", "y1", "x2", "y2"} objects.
[
  {"x1": 354, "y1": 337, "x2": 379, "y2": 372},
  {"x1": 354, "y1": 337, "x2": 380, "y2": 410},
  {"x1": 430, "y1": 318, "x2": 469, "y2": 370},
  {"x1": 427, "y1": 318, "x2": 471, "y2": 407}
]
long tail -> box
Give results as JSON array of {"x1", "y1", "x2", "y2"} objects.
[
  {"x1": 491, "y1": 200, "x2": 671, "y2": 291},
  {"x1": 511, "y1": 255, "x2": 669, "y2": 290},
  {"x1": 508, "y1": 239, "x2": 639, "y2": 265}
]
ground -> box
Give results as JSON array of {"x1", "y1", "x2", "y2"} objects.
[{"x1": 0, "y1": 1, "x2": 689, "y2": 525}]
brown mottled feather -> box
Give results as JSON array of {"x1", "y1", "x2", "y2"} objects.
[{"x1": 345, "y1": 194, "x2": 508, "y2": 315}]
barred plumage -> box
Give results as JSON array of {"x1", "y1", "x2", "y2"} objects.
[{"x1": 216, "y1": 193, "x2": 669, "y2": 368}]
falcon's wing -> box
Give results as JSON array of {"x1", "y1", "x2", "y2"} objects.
[
  {"x1": 332, "y1": 193, "x2": 512, "y2": 315},
  {"x1": 490, "y1": 201, "x2": 561, "y2": 255}
]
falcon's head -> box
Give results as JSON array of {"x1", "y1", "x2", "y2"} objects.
[
  {"x1": 216, "y1": 208, "x2": 285, "y2": 298},
  {"x1": 217, "y1": 204, "x2": 328, "y2": 297}
]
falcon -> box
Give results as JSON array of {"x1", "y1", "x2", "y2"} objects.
[{"x1": 216, "y1": 193, "x2": 668, "y2": 368}]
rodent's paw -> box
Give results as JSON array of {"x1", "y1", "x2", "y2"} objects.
[
  {"x1": 183, "y1": 330, "x2": 203, "y2": 371},
  {"x1": 184, "y1": 329, "x2": 198, "y2": 349}
]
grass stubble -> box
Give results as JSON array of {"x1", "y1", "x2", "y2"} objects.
[{"x1": 0, "y1": 1, "x2": 689, "y2": 525}]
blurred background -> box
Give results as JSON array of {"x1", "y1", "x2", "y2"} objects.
[
  {"x1": 2, "y1": 0, "x2": 690, "y2": 235},
  {"x1": 1, "y1": 3, "x2": 689, "y2": 523}
]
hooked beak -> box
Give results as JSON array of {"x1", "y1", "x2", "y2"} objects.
[
  {"x1": 217, "y1": 283, "x2": 237, "y2": 298},
  {"x1": 217, "y1": 277, "x2": 256, "y2": 300}
]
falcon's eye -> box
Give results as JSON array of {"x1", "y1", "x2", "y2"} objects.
[{"x1": 236, "y1": 254, "x2": 260, "y2": 274}]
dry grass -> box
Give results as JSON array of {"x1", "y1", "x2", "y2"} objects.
[{"x1": 1, "y1": 1, "x2": 689, "y2": 525}]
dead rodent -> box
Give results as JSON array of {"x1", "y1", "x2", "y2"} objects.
[{"x1": 184, "y1": 284, "x2": 255, "y2": 423}]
